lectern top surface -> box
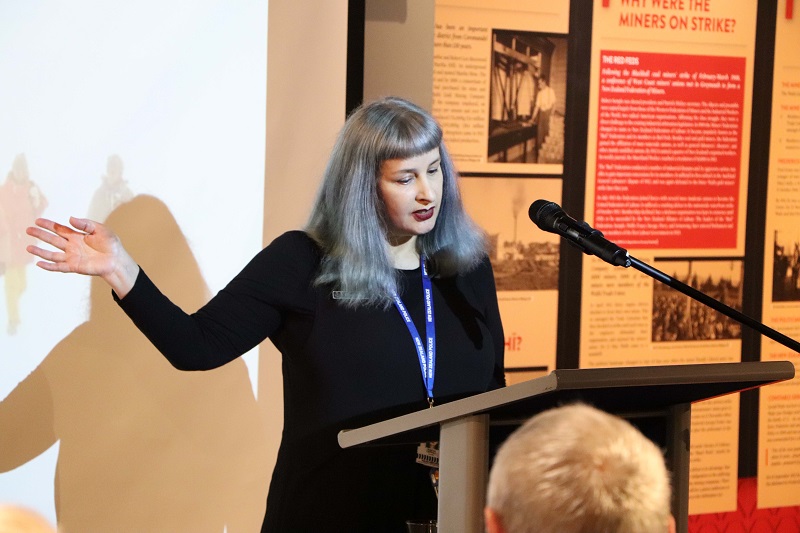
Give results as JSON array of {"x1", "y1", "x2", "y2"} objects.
[{"x1": 338, "y1": 361, "x2": 795, "y2": 449}]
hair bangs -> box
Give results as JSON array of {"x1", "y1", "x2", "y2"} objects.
[{"x1": 373, "y1": 111, "x2": 442, "y2": 163}]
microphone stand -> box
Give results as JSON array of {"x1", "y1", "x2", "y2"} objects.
[{"x1": 626, "y1": 255, "x2": 800, "y2": 354}]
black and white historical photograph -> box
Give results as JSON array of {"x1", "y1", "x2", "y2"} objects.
[
  {"x1": 771, "y1": 229, "x2": 800, "y2": 302},
  {"x1": 488, "y1": 30, "x2": 567, "y2": 165},
  {"x1": 651, "y1": 259, "x2": 743, "y2": 342},
  {"x1": 460, "y1": 177, "x2": 561, "y2": 291}
]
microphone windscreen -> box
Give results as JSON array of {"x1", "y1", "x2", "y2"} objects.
[{"x1": 528, "y1": 199, "x2": 559, "y2": 228}]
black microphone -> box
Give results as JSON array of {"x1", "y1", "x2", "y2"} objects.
[{"x1": 529, "y1": 199, "x2": 630, "y2": 267}]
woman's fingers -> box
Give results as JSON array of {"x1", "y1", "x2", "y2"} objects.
[
  {"x1": 32, "y1": 217, "x2": 57, "y2": 231},
  {"x1": 28, "y1": 218, "x2": 86, "y2": 240},
  {"x1": 26, "y1": 217, "x2": 95, "y2": 272},
  {"x1": 26, "y1": 225, "x2": 67, "y2": 251},
  {"x1": 26, "y1": 244, "x2": 72, "y2": 272},
  {"x1": 25, "y1": 216, "x2": 124, "y2": 280},
  {"x1": 26, "y1": 243, "x2": 65, "y2": 262},
  {"x1": 68, "y1": 216, "x2": 96, "y2": 236}
]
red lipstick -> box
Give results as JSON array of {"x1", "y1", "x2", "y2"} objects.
[{"x1": 413, "y1": 207, "x2": 435, "y2": 221}]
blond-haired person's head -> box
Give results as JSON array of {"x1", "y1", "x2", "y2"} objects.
[{"x1": 485, "y1": 404, "x2": 675, "y2": 533}]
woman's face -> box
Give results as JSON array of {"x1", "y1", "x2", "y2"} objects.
[{"x1": 378, "y1": 147, "x2": 443, "y2": 244}]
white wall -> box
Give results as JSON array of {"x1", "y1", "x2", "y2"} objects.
[
  {"x1": 363, "y1": 0, "x2": 435, "y2": 109},
  {"x1": 258, "y1": 0, "x2": 350, "y2": 509}
]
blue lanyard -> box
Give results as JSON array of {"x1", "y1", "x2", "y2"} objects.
[{"x1": 392, "y1": 256, "x2": 436, "y2": 406}]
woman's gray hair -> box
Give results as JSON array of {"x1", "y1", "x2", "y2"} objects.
[{"x1": 305, "y1": 96, "x2": 486, "y2": 308}]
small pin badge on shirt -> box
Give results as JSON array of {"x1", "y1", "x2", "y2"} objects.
[{"x1": 331, "y1": 291, "x2": 366, "y2": 300}]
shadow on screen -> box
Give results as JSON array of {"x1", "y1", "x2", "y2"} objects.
[{"x1": 0, "y1": 194, "x2": 270, "y2": 532}]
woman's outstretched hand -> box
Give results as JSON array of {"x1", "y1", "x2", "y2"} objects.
[{"x1": 26, "y1": 217, "x2": 140, "y2": 298}]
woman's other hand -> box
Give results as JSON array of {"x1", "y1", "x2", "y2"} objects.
[{"x1": 26, "y1": 217, "x2": 139, "y2": 298}]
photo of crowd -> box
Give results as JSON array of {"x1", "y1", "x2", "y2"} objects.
[
  {"x1": 651, "y1": 259, "x2": 743, "y2": 342},
  {"x1": 771, "y1": 230, "x2": 800, "y2": 302}
]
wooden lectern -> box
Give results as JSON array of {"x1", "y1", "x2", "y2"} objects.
[{"x1": 339, "y1": 361, "x2": 795, "y2": 533}]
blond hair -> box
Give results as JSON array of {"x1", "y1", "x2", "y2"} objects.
[{"x1": 486, "y1": 404, "x2": 672, "y2": 533}]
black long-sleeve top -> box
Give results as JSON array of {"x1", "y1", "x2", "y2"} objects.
[{"x1": 117, "y1": 230, "x2": 505, "y2": 532}]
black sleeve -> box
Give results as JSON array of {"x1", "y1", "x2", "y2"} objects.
[
  {"x1": 480, "y1": 258, "x2": 506, "y2": 388},
  {"x1": 116, "y1": 231, "x2": 319, "y2": 370},
  {"x1": 464, "y1": 256, "x2": 505, "y2": 389}
]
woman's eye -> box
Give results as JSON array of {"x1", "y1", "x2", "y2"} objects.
[{"x1": 427, "y1": 166, "x2": 440, "y2": 175}]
